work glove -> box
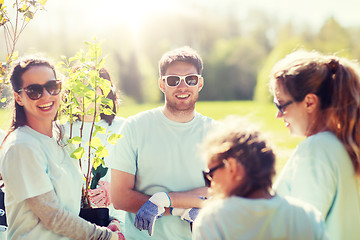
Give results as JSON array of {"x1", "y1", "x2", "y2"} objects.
[
  {"x1": 134, "y1": 192, "x2": 171, "y2": 236},
  {"x1": 88, "y1": 181, "x2": 111, "y2": 207},
  {"x1": 171, "y1": 207, "x2": 200, "y2": 223},
  {"x1": 108, "y1": 219, "x2": 125, "y2": 240}
]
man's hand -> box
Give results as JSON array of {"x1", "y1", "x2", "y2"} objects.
[
  {"x1": 134, "y1": 192, "x2": 171, "y2": 236},
  {"x1": 171, "y1": 207, "x2": 200, "y2": 223}
]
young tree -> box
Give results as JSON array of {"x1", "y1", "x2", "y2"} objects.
[{"x1": 0, "y1": 0, "x2": 47, "y2": 100}]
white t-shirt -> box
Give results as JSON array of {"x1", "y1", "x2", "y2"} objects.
[
  {"x1": 0, "y1": 126, "x2": 83, "y2": 239},
  {"x1": 110, "y1": 107, "x2": 216, "y2": 240},
  {"x1": 274, "y1": 131, "x2": 360, "y2": 240},
  {"x1": 192, "y1": 195, "x2": 327, "y2": 240}
]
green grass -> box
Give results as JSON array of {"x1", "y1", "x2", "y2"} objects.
[
  {"x1": 0, "y1": 101, "x2": 302, "y2": 173},
  {"x1": 119, "y1": 101, "x2": 303, "y2": 173}
]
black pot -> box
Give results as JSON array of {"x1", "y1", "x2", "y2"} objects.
[{"x1": 79, "y1": 207, "x2": 110, "y2": 227}]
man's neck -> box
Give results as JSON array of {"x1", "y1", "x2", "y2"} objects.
[{"x1": 161, "y1": 106, "x2": 195, "y2": 123}]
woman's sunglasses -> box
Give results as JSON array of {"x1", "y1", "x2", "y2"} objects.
[
  {"x1": 162, "y1": 74, "x2": 201, "y2": 87},
  {"x1": 17, "y1": 80, "x2": 62, "y2": 100},
  {"x1": 202, "y1": 161, "x2": 225, "y2": 187}
]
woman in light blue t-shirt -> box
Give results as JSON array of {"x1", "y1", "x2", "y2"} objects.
[
  {"x1": 0, "y1": 58, "x2": 123, "y2": 239},
  {"x1": 270, "y1": 50, "x2": 360, "y2": 240}
]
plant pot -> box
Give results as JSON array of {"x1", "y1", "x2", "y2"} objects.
[{"x1": 79, "y1": 207, "x2": 110, "y2": 227}]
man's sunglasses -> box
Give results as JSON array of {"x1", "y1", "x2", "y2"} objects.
[
  {"x1": 17, "y1": 80, "x2": 62, "y2": 100},
  {"x1": 202, "y1": 161, "x2": 225, "y2": 187},
  {"x1": 162, "y1": 74, "x2": 201, "y2": 87}
]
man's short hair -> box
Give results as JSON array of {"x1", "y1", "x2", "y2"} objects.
[{"x1": 159, "y1": 46, "x2": 203, "y2": 76}]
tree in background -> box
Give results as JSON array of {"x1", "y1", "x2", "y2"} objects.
[{"x1": 0, "y1": 0, "x2": 46, "y2": 104}]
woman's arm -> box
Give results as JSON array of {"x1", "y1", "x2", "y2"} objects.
[{"x1": 27, "y1": 190, "x2": 122, "y2": 240}]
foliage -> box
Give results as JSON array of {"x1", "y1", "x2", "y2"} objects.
[
  {"x1": 57, "y1": 39, "x2": 122, "y2": 208},
  {"x1": 0, "y1": 0, "x2": 46, "y2": 98}
]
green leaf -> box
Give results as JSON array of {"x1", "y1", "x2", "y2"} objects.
[
  {"x1": 71, "y1": 147, "x2": 85, "y2": 159},
  {"x1": 24, "y1": 11, "x2": 34, "y2": 21},
  {"x1": 95, "y1": 146, "x2": 109, "y2": 159},
  {"x1": 39, "y1": 0, "x2": 47, "y2": 6},
  {"x1": 108, "y1": 133, "x2": 122, "y2": 145},
  {"x1": 102, "y1": 108, "x2": 114, "y2": 116},
  {"x1": 0, "y1": 97, "x2": 6, "y2": 103},
  {"x1": 93, "y1": 125, "x2": 106, "y2": 136},
  {"x1": 68, "y1": 136, "x2": 82, "y2": 145},
  {"x1": 88, "y1": 137, "x2": 102, "y2": 148}
]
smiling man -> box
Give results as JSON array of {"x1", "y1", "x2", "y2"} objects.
[{"x1": 110, "y1": 46, "x2": 216, "y2": 239}]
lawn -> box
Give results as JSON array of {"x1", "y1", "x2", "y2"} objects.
[
  {"x1": 118, "y1": 101, "x2": 303, "y2": 173},
  {"x1": 0, "y1": 101, "x2": 302, "y2": 174}
]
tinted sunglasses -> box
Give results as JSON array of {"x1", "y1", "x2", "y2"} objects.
[
  {"x1": 162, "y1": 74, "x2": 201, "y2": 87},
  {"x1": 274, "y1": 100, "x2": 294, "y2": 114},
  {"x1": 202, "y1": 161, "x2": 225, "y2": 187},
  {"x1": 17, "y1": 80, "x2": 62, "y2": 100}
]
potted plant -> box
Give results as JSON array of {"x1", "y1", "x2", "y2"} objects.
[{"x1": 58, "y1": 39, "x2": 121, "y2": 226}]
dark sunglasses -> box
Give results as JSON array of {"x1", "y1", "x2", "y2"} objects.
[
  {"x1": 17, "y1": 80, "x2": 62, "y2": 100},
  {"x1": 274, "y1": 100, "x2": 293, "y2": 114},
  {"x1": 162, "y1": 74, "x2": 201, "y2": 87},
  {"x1": 202, "y1": 161, "x2": 225, "y2": 187}
]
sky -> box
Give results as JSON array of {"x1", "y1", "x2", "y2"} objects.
[{"x1": 13, "y1": 0, "x2": 360, "y2": 35}]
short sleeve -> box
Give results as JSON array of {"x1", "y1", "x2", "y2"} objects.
[
  {"x1": 1, "y1": 143, "x2": 53, "y2": 202},
  {"x1": 108, "y1": 120, "x2": 137, "y2": 175}
]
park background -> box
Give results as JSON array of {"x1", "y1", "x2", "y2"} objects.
[{"x1": 1, "y1": 0, "x2": 360, "y2": 172}]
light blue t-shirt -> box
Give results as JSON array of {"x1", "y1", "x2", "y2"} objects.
[
  {"x1": 274, "y1": 131, "x2": 360, "y2": 240},
  {"x1": 192, "y1": 195, "x2": 327, "y2": 240},
  {"x1": 110, "y1": 107, "x2": 216, "y2": 240},
  {"x1": 0, "y1": 126, "x2": 83, "y2": 239},
  {"x1": 63, "y1": 117, "x2": 126, "y2": 224}
]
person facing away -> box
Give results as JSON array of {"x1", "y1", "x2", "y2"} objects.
[
  {"x1": 192, "y1": 116, "x2": 327, "y2": 240},
  {"x1": 63, "y1": 66, "x2": 126, "y2": 228},
  {"x1": 110, "y1": 46, "x2": 217, "y2": 239},
  {"x1": 269, "y1": 50, "x2": 360, "y2": 239},
  {"x1": 0, "y1": 58, "x2": 124, "y2": 239}
]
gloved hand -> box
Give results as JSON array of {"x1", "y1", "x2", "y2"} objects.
[
  {"x1": 134, "y1": 192, "x2": 171, "y2": 236},
  {"x1": 108, "y1": 219, "x2": 125, "y2": 240},
  {"x1": 171, "y1": 207, "x2": 200, "y2": 223},
  {"x1": 88, "y1": 181, "x2": 111, "y2": 207}
]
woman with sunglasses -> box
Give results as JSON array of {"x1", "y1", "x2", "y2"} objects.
[
  {"x1": 270, "y1": 50, "x2": 360, "y2": 239},
  {"x1": 193, "y1": 117, "x2": 326, "y2": 239},
  {"x1": 0, "y1": 58, "x2": 124, "y2": 239}
]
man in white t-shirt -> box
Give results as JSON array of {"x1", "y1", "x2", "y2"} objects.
[{"x1": 110, "y1": 46, "x2": 216, "y2": 239}]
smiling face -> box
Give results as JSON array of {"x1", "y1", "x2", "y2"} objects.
[
  {"x1": 159, "y1": 61, "x2": 203, "y2": 118},
  {"x1": 273, "y1": 80, "x2": 310, "y2": 137},
  {"x1": 14, "y1": 65, "x2": 60, "y2": 132}
]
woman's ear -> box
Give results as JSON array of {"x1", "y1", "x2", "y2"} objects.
[
  {"x1": 158, "y1": 77, "x2": 165, "y2": 93},
  {"x1": 14, "y1": 92, "x2": 24, "y2": 106},
  {"x1": 304, "y1": 93, "x2": 319, "y2": 113}
]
